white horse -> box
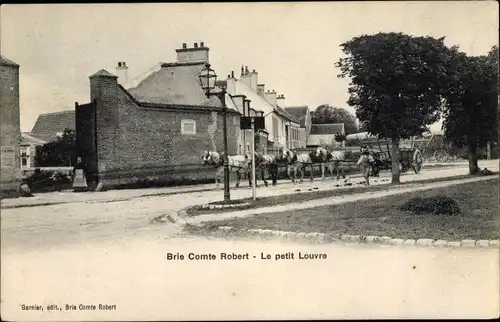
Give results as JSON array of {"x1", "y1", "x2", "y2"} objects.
[
  {"x1": 314, "y1": 147, "x2": 346, "y2": 180},
  {"x1": 201, "y1": 151, "x2": 249, "y2": 188},
  {"x1": 279, "y1": 147, "x2": 315, "y2": 183}
]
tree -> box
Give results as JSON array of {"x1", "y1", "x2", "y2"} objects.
[
  {"x1": 442, "y1": 45, "x2": 499, "y2": 174},
  {"x1": 336, "y1": 32, "x2": 454, "y2": 183},
  {"x1": 35, "y1": 128, "x2": 77, "y2": 167},
  {"x1": 311, "y1": 105, "x2": 358, "y2": 134}
]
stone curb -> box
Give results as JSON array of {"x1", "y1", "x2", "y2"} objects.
[
  {"x1": 210, "y1": 227, "x2": 500, "y2": 249},
  {"x1": 200, "y1": 202, "x2": 251, "y2": 210}
]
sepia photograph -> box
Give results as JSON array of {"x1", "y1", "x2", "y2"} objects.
[{"x1": 1, "y1": 1, "x2": 499, "y2": 320}]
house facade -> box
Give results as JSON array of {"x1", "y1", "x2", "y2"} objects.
[
  {"x1": 0, "y1": 56, "x2": 21, "y2": 189},
  {"x1": 76, "y1": 42, "x2": 241, "y2": 189},
  {"x1": 20, "y1": 133, "x2": 46, "y2": 169},
  {"x1": 224, "y1": 66, "x2": 301, "y2": 154},
  {"x1": 284, "y1": 105, "x2": 312, "y2": 148}
]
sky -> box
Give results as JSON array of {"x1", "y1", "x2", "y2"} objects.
[{"x1": 1, "y1": 2, "x2": 498, "y2": 132}]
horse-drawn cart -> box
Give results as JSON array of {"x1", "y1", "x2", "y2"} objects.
[{"x1": 344, "y1": 132, "x2": 424, "y2": 174}]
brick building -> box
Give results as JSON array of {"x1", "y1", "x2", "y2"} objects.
[
  {"x1": 76, "y1": 42, "x2": 241, "y2": 189},
  {"x1": 0, "y1": 56, "x2": 21, "y2": 190}
]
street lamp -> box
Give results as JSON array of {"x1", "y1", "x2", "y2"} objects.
[{"x1": 199, "y1": 63, "x2": 231, "y2": 202}]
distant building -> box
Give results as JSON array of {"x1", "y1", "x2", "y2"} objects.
[
  {"x1": 76, "y1": 42, "x2": 241, "y2": 189},
  {"x1": 284, "y1": 105, "x2": 312, "y2": 148},
  {"x1": 306, "y1": 123, "x2": 345, "y2": 148},
  {"x1": 30, "y1": 110, "x2": 75, "y2": 142},
  {"x1": 0, "y1": 56, "x2": 21, "y2": 189},
  {"x1": 20, "y1": 133, "x2": 46, "y2": 169}
]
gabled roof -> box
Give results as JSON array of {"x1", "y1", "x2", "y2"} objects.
[
  {"x1": 0, "y1": 56, "x2": 19, "y2": 67},
  {"x1": 233, "y1": 81, "x2": 299, "y2": 125},
  {"x1": 234, "y1": 80, "x2": 273, "y2": 115},
  {"x1": 21, "y1": 132, "x2": 47, "y2": 145},
  {"x1": 127, "y1": 61, "x2": 222, "y2": 108},
  {"x1": 310, "y1": 123, "x2": 344, "y2": 135},
  {"x1": 285, "y1": 106, "x2": 309, "y2": 127},
  {"x1": 90, "y1": 69, "x2": 117, "y2": 78},
  {"x1": 30, "y1": 110, "x2": 75, "y2": 142},
  {"x1": 275, "y1": 105, "x2": 300, "y2": 125}
]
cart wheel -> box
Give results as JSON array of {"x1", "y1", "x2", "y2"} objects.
[
  {"x1": 412, "y1": 149, "x2": 424, "y2": 174},
  {"x1": 433, "y1": 150, "x2": 449, "y2": 162}
]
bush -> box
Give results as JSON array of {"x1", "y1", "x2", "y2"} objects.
[
  {"x1": 399, "y1": 195, "x2": 461, "y2": 215},
  {"x1": 22, "y1": 169, "x2": 73, "y2": 193}
]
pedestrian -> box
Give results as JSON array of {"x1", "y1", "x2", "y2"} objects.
[
  {"x1": 72, "y1": 157, "x2": 88, "y2": 192},
  {"x1": 357, "y1": 147, "x2": 375, "y2": 185}
]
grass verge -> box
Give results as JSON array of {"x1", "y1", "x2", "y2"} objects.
[
  {"x1": 184, "y1": 173, "x2": 497, "y2": 217},
  {"x1": 185, "y1": 179, "x2": 499, "y2": 241}
]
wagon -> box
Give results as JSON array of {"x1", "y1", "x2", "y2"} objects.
[{"x1": 344, "y1": 132, "x2": 424, "y2": 174}]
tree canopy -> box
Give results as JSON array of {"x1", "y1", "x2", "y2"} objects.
[
  {"x1": 336, "y1": 32, "x2": 454, "y2": 140},
  {"x1": 35, "y1": 128, "x2": 76, "y2": 167},
  {"x1": 441, "y1": 45, "x2": 499, "y2": 173},
  {"x1": 311, "y1": 104, "x2": 358, "y2": 134},
  {"x1": 336, "y1": 32, "x2": 456, "y2": 183}
]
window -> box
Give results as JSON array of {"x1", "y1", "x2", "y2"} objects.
[
  {"x1": 181, "y1": 119, "x2": 196, "y2": 135},
  {"x1": 20, "y1": 147, "x2": 28, "y2": 156},
  {"x1": 21, "y1": 158, "x2": 27, "y2": 166}
]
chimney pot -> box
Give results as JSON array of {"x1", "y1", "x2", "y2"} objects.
[
  {"x1": 200, "y1": 41, "x2": 204, "y2": 47},
  {"x1": 194, "y1": 42, "x2": 198, "y2": 48},
  {"x1": 182, "y1": 43, "x2": 187, "y2": 49},
  {"x1": 252, "y1": 69, "x2": 256, "y2": 73},
  {"x1": 123, "y1": 62, "x2": 126, "y2": 67},
  {"x1": 231, "y1": 70, "x2": 234, "y2": 78},
  {"x1": 118, "y1": 62, "x2": 121, "y2": 67},
  {"x1": 241, "y1": 65, "x2": 244, "y2": 75},
  {"x1": 245, "y1": 66, "x2": 249, "y2": 74}
]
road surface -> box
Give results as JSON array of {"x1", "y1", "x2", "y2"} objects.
[
  {"x1": 1, "y1": 161, "x2": 499, "y2": 320},
  {"x1": 1, "y1": 160, "x2": 498, "y2": 251}
]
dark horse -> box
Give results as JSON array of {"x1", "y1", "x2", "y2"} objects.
[{"x1": 247, "y1": 152, "x2": 279, "y2": 187}]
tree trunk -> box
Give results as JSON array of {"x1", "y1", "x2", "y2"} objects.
[
  {"x1": 468, "y1": 143, "x2": 479, "y2": 175},
  {"x1": 391, "y1": 138, "x2": 401, "y2": 184}
]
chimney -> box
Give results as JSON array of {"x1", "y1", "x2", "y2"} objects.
[
  {"x1": 176, "y1": 41, "x2": 209, "y2": 63},
  {"x1": 257, "y1": 84, "x2": 265, "y2": 98},
  {"x1": 249, "y1": 69, "x2": 258, "y2": 92},
  {"x1": 276, "y1": 94, "x2": 286, "y2": 107},
  {"x1": 264, "y1": 90, "x2": 277, "y2": 107},
  {"x1": 115, "y1": 61, "x2": 129, "y2": 87},
  {"x1": 226, "y1": 71, "x2": 236, "y2": 95},
  {"x1": 240, "y1": 65, "x2": 252, "y2": 88}
]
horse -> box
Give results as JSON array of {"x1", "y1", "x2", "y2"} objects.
[
  {"x1": 278, "y1": 147, "x2": 316, "y2": 183},
  {"x1": 201, "y1": 151, "x2": 249, "y2": 188},
  {"x1": 314, "y1": 147, "x2": 347, "y2": 180},
  {"x1": 246, "y1": 152, "x2": 279, "y2": 187}
]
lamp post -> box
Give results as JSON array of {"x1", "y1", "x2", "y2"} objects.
[
  {"x1": 250, "y1": 108, "x2": 264, "y2": 201},
  {"x1": 199, "y1": 63, "x2": 230, "y2": 202}
]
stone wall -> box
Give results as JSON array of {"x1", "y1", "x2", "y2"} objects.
[
  {"x1": 0, "y1": 59, "x2": 21, "y2": 189},
  {"x1": 87, "y1": 72, "x2": 240, "y2": 187}
]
